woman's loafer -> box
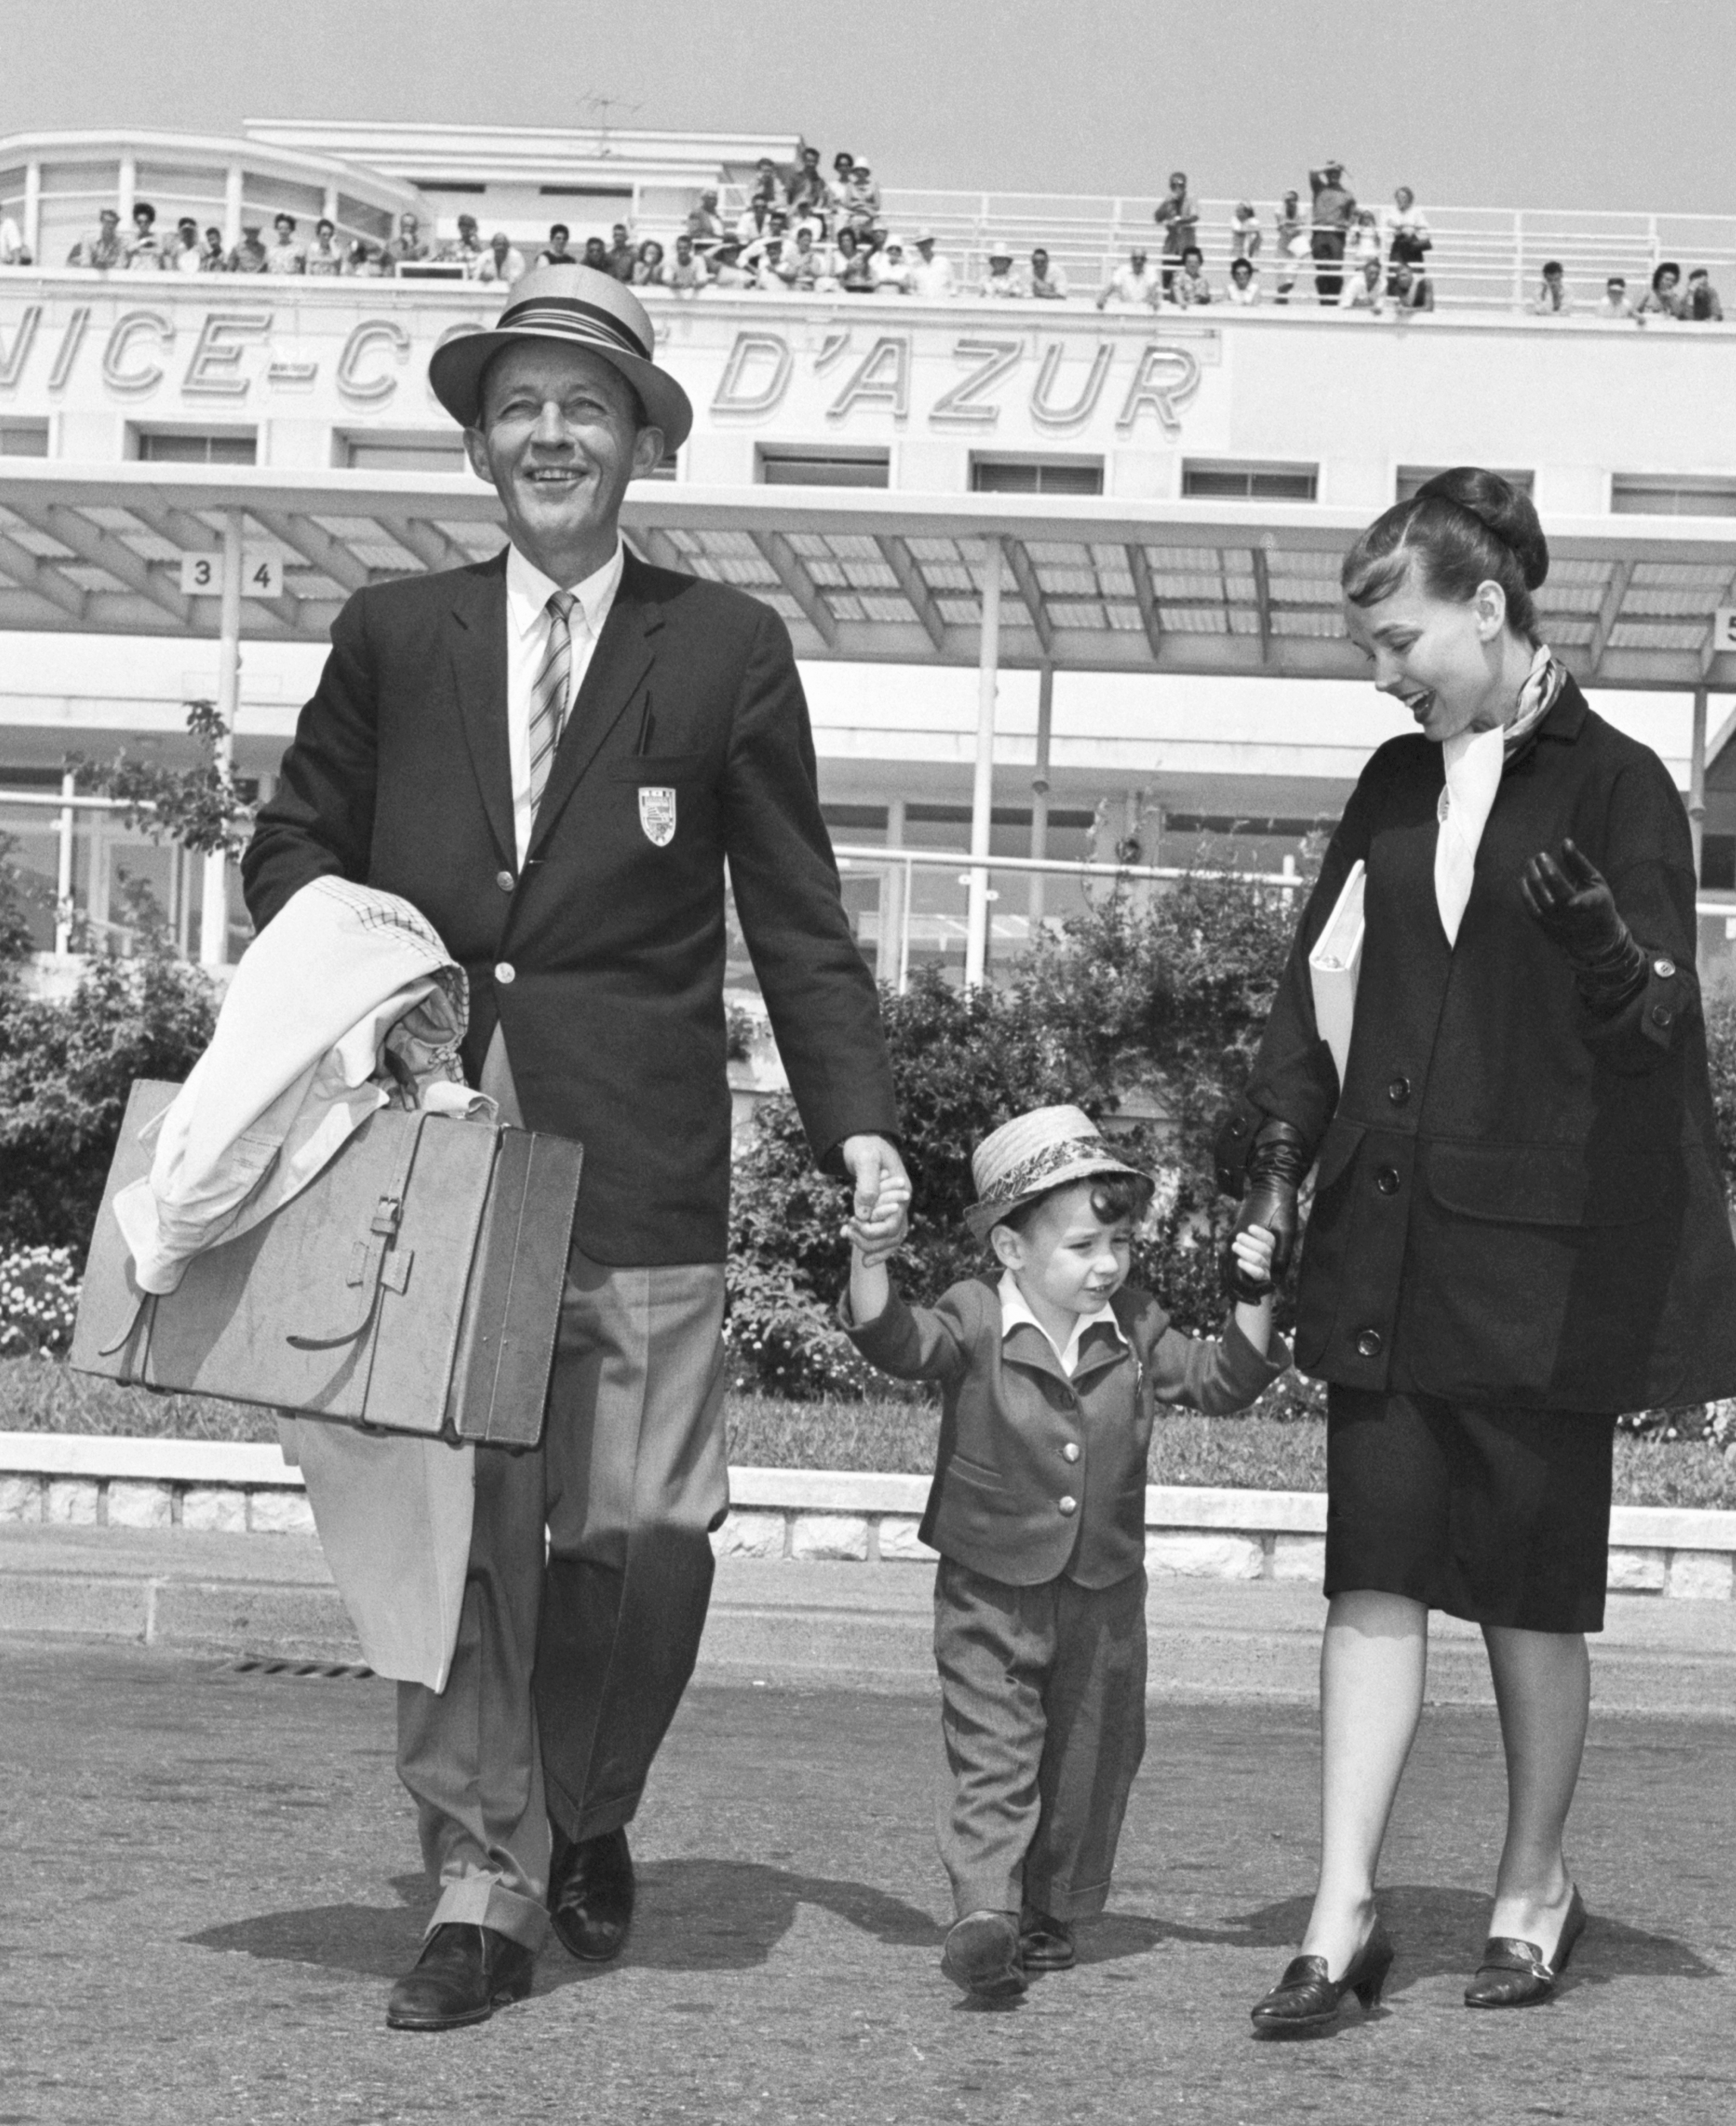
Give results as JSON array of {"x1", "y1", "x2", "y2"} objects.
[
  {"x1": 1251, "y1": 1917, "x2": 1394, "y2": 2037},
  {"x1": 1464, "y1": 1887, "x2": 1587, "y2": 2008}
]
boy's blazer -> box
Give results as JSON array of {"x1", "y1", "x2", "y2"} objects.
[
  {"x1": 244, "y1": 549, "x2": 898, "y2": 1265},
  {"x1": 845, "y1": 1277, "x2": 1286, "y2": 1587}
]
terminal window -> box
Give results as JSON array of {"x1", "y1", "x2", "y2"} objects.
[
  {"x1": 1182, "y1": 461, "x2": 1317, "y2": 501},
  {"x1": 343, "y1": 434, "x2": 468, "y2": 474},
  {"x1": 971, "y1": 459, "x2": 1103, "y2": 496},
  {"x1": 1611, "y1": 476, "x2": 1736, "y2": 518},
  {"x1": 1396, "y1": 466, "x2": 1533, "y2": 501},
  {"x1": 758, "y1": 446, "x2": 890, "y2": 489},
  {"x1": 1703, "y1": 835, "x2": 1736, "y2": 892},
  {"x1": 135, "y1": 431, "x2": 256, "y2": 466},
  {"x1": 0, "y1": 421, "x2": 48, "y2": 457}
]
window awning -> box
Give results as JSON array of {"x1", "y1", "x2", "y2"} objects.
[{"x1": 2, "y1": 461, "x2": 1734, "y2": 690}]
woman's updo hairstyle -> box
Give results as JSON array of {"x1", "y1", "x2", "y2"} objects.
[{"x1": 1341, "y1": 466, "x2": 1549, "y2": 643}]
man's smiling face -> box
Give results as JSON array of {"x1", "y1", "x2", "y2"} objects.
[{"x1": 465, "y1": 342, "x2": 663, "y2": 574}]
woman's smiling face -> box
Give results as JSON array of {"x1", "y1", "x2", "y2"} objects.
[{"x1": 1343, "y1": 561, "x2": 1512, "y2": 743}]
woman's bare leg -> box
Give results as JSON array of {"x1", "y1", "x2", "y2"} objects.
[
  {"x1": 1296, "y1": 1590, "x2": 1429, "y2": 1974},
  {"x1": 1481, "y1": 1625, "x2": 1588, "y2": 1954}
]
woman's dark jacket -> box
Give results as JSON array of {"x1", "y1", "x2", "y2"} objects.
[{"x1": 1226, "y1": 675, "x2": 1736, "y2": 1412}]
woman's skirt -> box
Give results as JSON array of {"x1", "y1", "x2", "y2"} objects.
[{"x1": 1324, "y1": 1388, "x2": 1617, "y2": 1632}]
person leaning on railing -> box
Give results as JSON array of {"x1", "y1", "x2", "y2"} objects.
[
  {"x1": 1684, "y1": 267, "x2": 1723, "y2": 321},
  {"x1": 1388, "y1": 259, "x2": 1435, "y2": 312},
  {"x1": 1098, "y1": 246, "x2": 1162, "y2": 309},
  {"x1": 0, "y1": 211, "x2": 30, "y2": 267},
  {"x1": 1637, "y1": 259, "x2": 1685, "y2": 318},
  {"x1": 1530, "y1": 260, "x2": 1573, "y2": 316}
]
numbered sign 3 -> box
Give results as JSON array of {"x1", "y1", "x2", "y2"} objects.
[{"x1": 179, "y1": 550, "x2": 284, "y2": 599}]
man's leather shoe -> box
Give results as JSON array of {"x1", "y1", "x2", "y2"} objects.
[
  {"x1": 548, "y1": 1825, "x2": 635, "y2": 1962},
  {"x1": 941, "y1": 1910, "x2": 1026, "y2": 2001},
  {"x1": 385, "y1": 1922, "x2": 535, "y2": 2032}
]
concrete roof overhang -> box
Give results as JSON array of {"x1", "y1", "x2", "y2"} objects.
[{"x1": 1, "y1": 462, "x2": 1733, "y2": 692}]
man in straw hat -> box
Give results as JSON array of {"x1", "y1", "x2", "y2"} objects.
[
  {"x1": 244, "y1": 263, "x2": 908, "y2": 2030},
  {"x1": 840, "y1": 1105, "x2": 1288, "y2": 1999}
]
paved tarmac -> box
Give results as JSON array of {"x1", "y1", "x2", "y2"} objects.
[{"x1": 0, "y1": 1637, "x2": 1731, "y2": 2126}]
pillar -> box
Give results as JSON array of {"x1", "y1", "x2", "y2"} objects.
[
  {"x1": 884, "y1": 794, "x2": 907, "y2": 994},
  {"x1": 54, "y1": 767, "x2": 75, "y2": 956},
  {"x1": 964, "y1": 540, "x2": 1002, "y2": 989},
  {"x1": 1029, "y1": 661, "x2": 1053, "y2": 932},
  {"x1": 1690, "y1": 684, "x2": 1709, "y2": 883},
  {"x1": 199, "y1": 513, "x2": 242, "y2": 968},
  {"x1": 23, "y1": 160, "x2": 41, "y2": 262},
  {"x1": 224, "y1": 163, "x2": 244, "y2": 250}
]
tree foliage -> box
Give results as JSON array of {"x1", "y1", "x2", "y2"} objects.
[
  {"x1": 0, "y1": 884, "x2": 216, "y2": 1260},
  {"x1": 726, "y1": 869, "x2": 1308, "y2": 1397}
]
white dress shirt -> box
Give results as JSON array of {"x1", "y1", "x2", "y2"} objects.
[
  {"x1": 504, "y1": 539, "x2": 624, "y2": 866},
  {"x1": 997, "y1": 1269, "x2": 1127, "y2": 1378}
]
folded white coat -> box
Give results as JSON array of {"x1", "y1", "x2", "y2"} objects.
[
  {"x1": 108, "y1": 873, "x2": 490, "y2": 1693},
  {"x1": 113, "y1": 874, "x2": 480, "y2": 1295}
]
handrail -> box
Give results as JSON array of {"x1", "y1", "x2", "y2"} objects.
[{"x1": 830, "y1": 839, "x2": 1303, "y2": 887}]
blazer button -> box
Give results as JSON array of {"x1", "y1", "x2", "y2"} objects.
[
  {"x1": 1652, "y1": 1004, "x2": 1673, "y2": 1028},
  {"x1": 1058, "y1": 1495, "x2": 1077, "y2": 1516},
  {"x1": 494, "y1": 961, "x2": 516, "y2": 985},
  {"x1": 1062, "y1": 1441, "x2": 1080, "y2": 1463},
  {"x1": 1375, "y1": 1165, "x2": 1401, "y2": 1196},
  {"x1": 1654, "y1": 957, "x2": 1676, "y2": 979},
  {"x1": 1386, "y1": 1076, "x2": 1411, "y2": 1106},
  {"x1": 495, "y1": 869, "x2": 515, "y2": 892},
  {"x1": 1354, "y1": 1328, "x2": 1384, "y2": 1358}
]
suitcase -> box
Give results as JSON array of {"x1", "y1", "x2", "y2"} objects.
[{"x1": 70, "y1": 1079, "x2": 583, "y2": 1447}]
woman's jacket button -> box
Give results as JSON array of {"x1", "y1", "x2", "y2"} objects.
[
  {"x1": 1354, "y1": 1327, "x2": 1384, "y2": 1358},
  {"x1": 1375, "y1": 1165, "x2": 1401, "y2": 1196},
  {"x1": 1386, "y1": 1076, "x2": 1411, "y2": 1106}
]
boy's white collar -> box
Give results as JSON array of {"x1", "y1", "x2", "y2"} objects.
[{"x1": 997, "y1": 1270, "x2": 1126, "y2": 1378}]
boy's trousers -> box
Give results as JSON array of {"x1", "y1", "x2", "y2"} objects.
[{"x1": 932, "y1": 1556, "x2": 1147, "y2": 1921}]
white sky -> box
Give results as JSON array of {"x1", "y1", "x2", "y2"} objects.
[{"x1": 4, "y1": 0, "x2": 1734, "y2": 216}]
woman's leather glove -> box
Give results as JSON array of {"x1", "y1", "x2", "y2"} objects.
[
  {"x1": 1222, "y1": 1118, "x2": 1310, "y2": 1302},
  {"x1": 1519, "y1": 839, "x2": 1647, "y2": 1016}
]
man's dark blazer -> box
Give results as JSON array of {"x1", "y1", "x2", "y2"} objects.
[
  {"x1": 242, "y1": 547, "x2": 899, "y2": 1265},
  {"x1": 1230, "y1": 675, "x2": 1736, "y2": 1412}
]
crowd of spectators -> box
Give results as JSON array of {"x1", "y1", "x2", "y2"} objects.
[{"x1": 3, "y1": 152, "x2": 1726, "y2": 326}]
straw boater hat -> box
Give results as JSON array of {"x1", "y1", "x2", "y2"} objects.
[
  {"x1": 965, "y1": 1105, "x2": 1152, "y2": 1242},
  {"x1": 427, "y1": 263, "x2": 694, "y2": 450}
]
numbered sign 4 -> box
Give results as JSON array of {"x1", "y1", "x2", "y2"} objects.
[{"x1": 179, "y1": 550, "x2": 284, "y2": 599}]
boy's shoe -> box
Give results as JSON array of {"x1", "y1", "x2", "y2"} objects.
[
  {"x1": 1019, "y1": 1907, "x2": 1076, "y2": 1971},
  {"x1": 942, "y1": 1910, "x2": 1026, "y2": 2000}
]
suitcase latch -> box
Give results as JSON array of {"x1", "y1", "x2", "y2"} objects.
[{"x1": 371, "y1": 1194, "x2": 403, "y2": 1237}]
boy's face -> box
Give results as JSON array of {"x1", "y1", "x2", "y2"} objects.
[{"x1": 992, "y1": 1182, "x2": 1134, "y2": 1318}]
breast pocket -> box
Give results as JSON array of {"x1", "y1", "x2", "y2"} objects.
[{"x1": 607, "y1": 753, "x2": 710, "y2": 850}]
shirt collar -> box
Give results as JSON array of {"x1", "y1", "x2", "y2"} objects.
[
  {"x1": 997, "y1": 1270, "x2": 1126, "y2": 1378},
  {"x1": 506, "y1": 538, "x2": 624, "y2": 643}
]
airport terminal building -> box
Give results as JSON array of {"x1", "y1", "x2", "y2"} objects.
[{"x1": 4, "y1": 120, "x2": 1736, "y2": 990}]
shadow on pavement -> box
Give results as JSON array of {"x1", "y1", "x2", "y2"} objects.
[
  {"x1": 184, "y1": 1870, "x2": 1719, "y2": 2001},
  {"x1": 1209, "y1": 1885, "x2": 1719, "y2": 1995},
  {"x1": 185, "y1": 1860, "x2": 943, "y2": 1985}
]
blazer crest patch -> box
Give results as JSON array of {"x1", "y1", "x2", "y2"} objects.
[{"x1": 638, "y1": 786, "x2": 677, "y2": 847}]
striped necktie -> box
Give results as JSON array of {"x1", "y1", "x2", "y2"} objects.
[{"x1": 527, "y1": 590, "x2": 577, "y2": 823}]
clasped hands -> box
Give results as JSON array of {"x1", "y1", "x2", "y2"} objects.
[{"x1": 840, "y1": 1134, "x2": 912, "y2": 1266}]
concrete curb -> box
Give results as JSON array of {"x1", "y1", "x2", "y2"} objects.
[{"x1": 3, "y1": 1433, "x2": 1732, "y2": 1599}]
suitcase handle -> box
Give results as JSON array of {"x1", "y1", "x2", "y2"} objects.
[{"x1": 286, "y1": 1114, "x2": 426, "y2": 1352}]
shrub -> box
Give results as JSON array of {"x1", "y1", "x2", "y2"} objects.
[
  {"x1": 0, "y1": 1247, "x2": 81, "y2": 1357},
  {"x1": 0, "y1": 894, "x2": 216, "y2": 1261},
  {"x1": 726, "y1": 868, "x2": 1305, "y2": 1397}
]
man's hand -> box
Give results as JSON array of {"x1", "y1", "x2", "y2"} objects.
[{"x1": 840, "y1": 1134, "x2": 911, "y2": 1267}]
